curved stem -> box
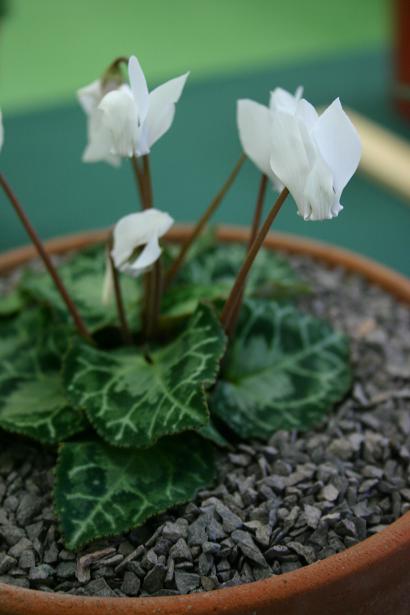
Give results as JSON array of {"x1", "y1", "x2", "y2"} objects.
[
  {"x1": 220, "y1": 187, "x2": 289, "y2": 334},
  {"x1": 142, "y1": 155, "x2": 153, "y2": 209},
  {"x1": 107, "y1": 240, "x2": 133, "y2": 345},
  {"x1": 164, "y1": 153, "x2": 246, "y2": 290},
  {"x1": 225, "y1": 172, "x2": 269, "y2": 338},
  {"x1": 0, "y1": 173, "x2": 93, "y2": 343},
  {"x1": 130, "y1": 155, "x2": 146, "y2": 209}
]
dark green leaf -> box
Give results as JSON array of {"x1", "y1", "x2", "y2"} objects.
[
  {"x1": 63, "y1": 304, "x2": 226, "y2": 449},
  {"x1": 20, "y1": 244, "x2": 140, "y2": 333},
  {"x1": 162, "y1": 243, "x2": 307, "y2": 320},
  {"x1": 0, "y1": 309, "x2": 87, "y2": 444},
  {"x1": 211, "y1": 300, "x2": 351, "y2": 438},
  {"x1": 0, "y1": 288, "x2": 26, "y2": 316},
  {"x1": 55, "y1": 433, "x2": 216, "y2": 550}
]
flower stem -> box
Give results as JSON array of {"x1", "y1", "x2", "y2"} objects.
[
  {"x1": 142, "y1": 155, "x2": 153, "y2": 209},
  {"x1": 248, "y1": 173, "x2": 268, "y2": 250},
  {"x1": 225, "y1": 172, "x2": 269, "y2": 338},
  {"x1": 0, "y1": 173, "x2": 93, "y2": 343},
  {"x1": 130, "y1": 155, "x2": 147, "y2": 209},
  {"x1": 164, "y1": 153, "x2": 246, "y2": 290},
  {"x1": 220, "y1": 187, "x2": 289, "y2": 334},
  {"x1": 107, "y1": 241, "x2": 133, "y2": 345},
  {"x1": 146, "y1": 260, "x2": 162, "y2": 339}
]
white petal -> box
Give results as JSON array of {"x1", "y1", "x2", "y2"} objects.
[
  {"x1": 270, "y1": 110, "x2": 312, "y2": 217},
  {"x1": 99, "y1": 86, "x2": 139, "y2": 157},
  {"x1": 312, "y1": 98, "x2": 361, "y2": 201},
  {"x1": 295, "y1": 98, "x2": 318, "y2": 130},
  {"x1": 77, "y1": 80, "x2": 102, "y2": 115},
  {"x1": 141, "y1": 73, "x2": 189, "y2": 152},
  {"x1": 128, "y1": 56, "x2": 149, "y2": 123},
  {"x1": 0, "y1": 111, "x2": 4, "y2": 153},
  {"x1": 125, "y1": 235, "x2": 162, "y2": 277},
  {"x1": 111, "y1": 209, "x2": 174, "y2": 268},
  {"x1": 237, "y1": 99, "x2": 276, "y2": 180},
  {"x1": 303, "y1": 154, "x2": 340, "y2": 220},
  {"x1": 270, "y1": 86, "x2": 303, "y2": 114},
  {"x1": 101, "y1": 256, "x2": 114, "y2": 305},
  {"x1": 82, "y1": 109, "x2": 120, "y2": 166}
]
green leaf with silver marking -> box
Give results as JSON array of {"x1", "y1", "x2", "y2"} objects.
[
  {"x1": 162, "y1": 242, "x2": 308, "y2": 320},
  {"x1": 0, "y1": 309, "x2": 87, "y2": 443},
  {"x1": 20, "y1": 244, "x2": 140, "y2": 333},
  {"x1": 55, "y1": 433, "x2": 216, "y2": 550},
  {"x1": 211, "y1": 300, "x2": 351, "y2": 438},
  {"x1": 63, "y1": 303, "x2": 226, "y2": 449}
]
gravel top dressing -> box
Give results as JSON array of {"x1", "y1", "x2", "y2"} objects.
[{"x1": 0, "y1": 252, "x2": 409, "y2": 598}]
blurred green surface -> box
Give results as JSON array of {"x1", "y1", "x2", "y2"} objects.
[
  {"x1": 1, "y1": 48, "x2": 409, "y2": 275},
  {"x1": 0, "y1": 0, "x2": 387, "y2": 112}
]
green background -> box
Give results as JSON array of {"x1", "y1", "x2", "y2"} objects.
[{"x1": 1, "y1": 0, "x2": 409, "y2": 275}]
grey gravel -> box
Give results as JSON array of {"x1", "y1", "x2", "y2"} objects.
[{"x1": 0, "y1": 253, "x2": 409, "y2": 597}]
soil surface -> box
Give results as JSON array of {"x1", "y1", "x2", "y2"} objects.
[{"x1": 0, "y1": 253, "x2": 409, "y2": 597}]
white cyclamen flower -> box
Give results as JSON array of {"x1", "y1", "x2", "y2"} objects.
[
  {"x1": 112, "y1": 208, "x2": 174, "y2": 278},
  {"x1": 98, "y1": 56, "x2": 189, "y2": 158},
  {"x1": 77, "y1": 78, "x2": 121, "y2": 166},
  {"x1": 0, "y1": 110, "x2": 4, "y2": 153},
  {"x1": 236, "y1": 87, "x2": 303, "y2": 191},
  {"x1": 270, "y1": 93, "x2": 361, "y2": 220}
]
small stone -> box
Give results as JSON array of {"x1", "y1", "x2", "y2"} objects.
[
  {"x1": 29, "y1": 564, "x2": 55, "y2": 582},
  {"x1": 231, "y1": 530, "x2": 267, "y2": 567},
  {"x1": 56, "y1": 561, "x2": 76, "y2": 579},
  {"x1": 288, "y1": 541, "x2": 316, "y2": 564},
  {"x1": 43, "y1": 542, "x2": 59, "y2": 565},
  {"x1": 169, "y1": 538, "x2": 192, "y2": 562},
  {"x1": 187, "y1": 514, "x2": 208, "y2": 545},
  {"x1": 16, "y1": 494, "x2": 42, "y2": 525},
  {"x1": 320, "y1": 484, "x2": 339, "y2": 502},
  {"x1": 9, "y1": 537, "x2": 33, "y2": 559},
  {"x1": 142, "y1": 564, "x2": 166, "y2": 594},
  {"x1": 121, "y1": 571, "x2": 140, "y2": 596},
  {"x1": 0, "y1": 554, "x2": 16, "y2": 574},
  {"x1": 84, "y1": 578, "x2": 115, "y2": 597},
  {"x1": 162, "y1": 520, "x2": 187, "y2": 542},
  {"x1": 0, "y1": 525, "x2": 25, "y2": 547},
  {"x1": 303, "y1": 504, "x2": 321, "y2": 529},
  {"x1": 18, "y1": 550, "x2": 36, "y2": 570},
  {"x1": 174, "y1": 571, "x2": 200, "y2": 593}
]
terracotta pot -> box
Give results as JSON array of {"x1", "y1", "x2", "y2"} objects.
[{"x1": 0, "y1": 225, "x2": 410, "y2": 615}]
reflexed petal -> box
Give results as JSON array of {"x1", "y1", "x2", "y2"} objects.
[
  {"x1": 125, "y1": 235, "x2": 161, "y2": 277},
  {"x1": 295, "y1": 98, "x2": 318, "y2": 130},
  {"x1": 270, "y1": 86, "x2": 303, "y2": 114},
  {"x1": 237, "y1": 99, "x2": 275, "y2": 180},
  {"x1": 270, "y1": 111, "x2": 312, "y2": 217},
  {"x1": 99, "y1": 86, "x2": 139, "y2": 157},
  {"x1": 312, "y1": 98, "x2": 361, "y2": 201},
  {"x1": 142, "y1": 73, "x2": 189, "y2": 152},
  {"x1": 0, "y1": 111, "x2": 3, "y2": 153},
  {"x1": 111, "y1": 209, "x2": 174, "y2": 269},
  {"x1": 77, "y1": 80, "x2": 102, "y2": 115},
  {"x1": 304, "y1": 154, "x2": 340, "y2": 220},
  {"x1": 128, "y1": 56, "x2": 149, "y2": 123}
]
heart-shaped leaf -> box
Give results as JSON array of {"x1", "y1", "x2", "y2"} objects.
[
  {"x1": 20, "y1": 244, "x2": 140, "y2": 333},
  {"x1": 0, "y1": 310, "x2": 86, "y2": 443},
  {"x1": 55, "y1": 433, "x2": 215, "y2": 550},
  {"x1": 162, "y1": 243, "x2": 308, "y2": 321},
  {"x1": 63, "y1": 303, "x2": 226, "y2": 449},
  {"x1": 211, "y1": 300, "x2": 351, "y2": 438}
]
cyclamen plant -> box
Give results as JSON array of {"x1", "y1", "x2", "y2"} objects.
[{"x1": 0, "y1": 56, "x2": 361, "y2": 550}]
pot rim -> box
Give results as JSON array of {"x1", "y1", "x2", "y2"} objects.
[{"x1": 0, "y1": 224, "x2": 409, "y2": 615}]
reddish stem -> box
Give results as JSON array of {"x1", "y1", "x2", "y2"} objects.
[
  {"x1": 226, "y1": 173, "x2": 269, "y2": 337},
  {"x1": 107, "y1": 241, "x2": 133, "y2": 345},
  {"x1": 164, "y1": 153, "x2": 246, "y2": 290},
  {"x1": 0, "y1": 173, "x2": 93, "y2": 343},
  {"x1": 130, "y1": 155, "x2": 146, "y2": 209},
  {"x1": 220, "y1": 187, "x2": 289, "y2": 334},
  {"x1": 142, "y1": 155, "x2": 153, "y2": 209}
]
